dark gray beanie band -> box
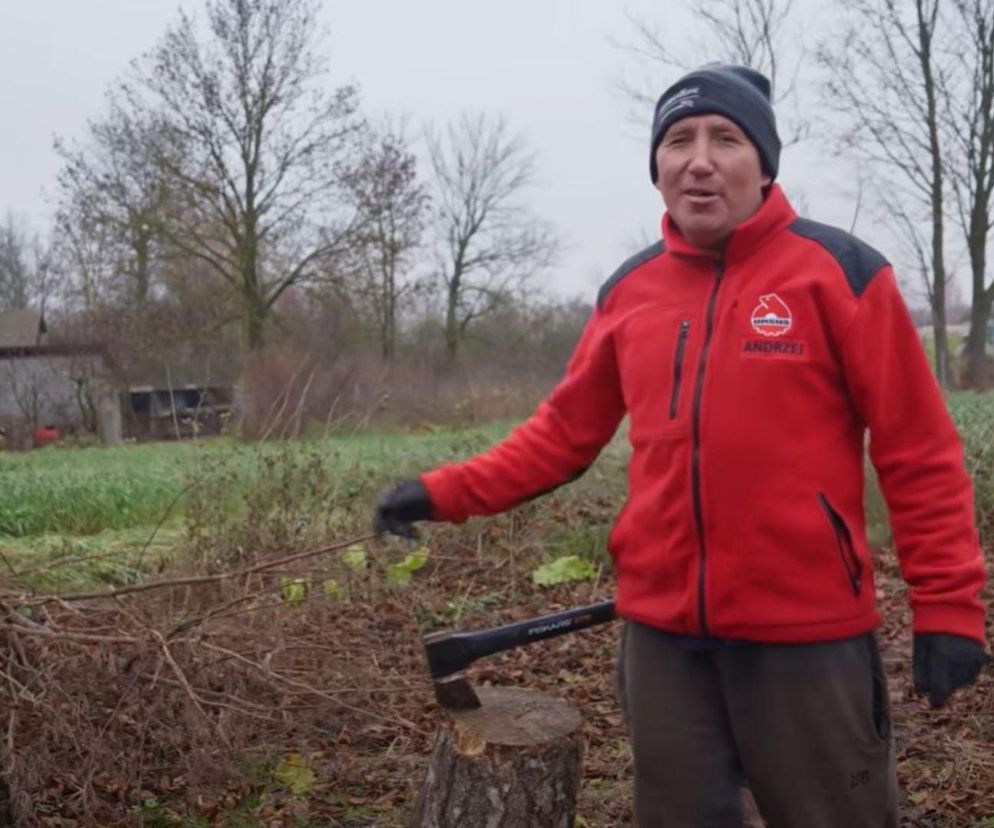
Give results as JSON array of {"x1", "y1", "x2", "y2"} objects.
[{"x1": 649, "y1": 64, "x2": 781, "y2": 182}]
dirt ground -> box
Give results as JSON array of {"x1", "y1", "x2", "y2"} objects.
[
  {"x1": 15, "y1": 501, "x2": 991, "y2": 826},
  {"x1": 280, "y1": 518, "x2": 994, "y2": 828}
]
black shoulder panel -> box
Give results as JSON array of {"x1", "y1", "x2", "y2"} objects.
[
  {"x1": 788, "y1": 218, "x2": 889, "y2": 298},
  {"x1": 597, "y1": 240, "x2": 666, "y2": 310}
]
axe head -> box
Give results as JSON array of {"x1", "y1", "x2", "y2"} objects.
[
  {"x1": 432, "y1": 672, "x2": 482, "y2": 710},
  {"x1": 420, "y1": 600, "x2": 615, "y2": 711},
  {"x1": 424, "y1": 629, "x2": 481, "y2": 711}
]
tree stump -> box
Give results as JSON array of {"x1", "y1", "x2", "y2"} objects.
[{"x1": 409, "y1": 686, "x2": 583, "y2": 827}]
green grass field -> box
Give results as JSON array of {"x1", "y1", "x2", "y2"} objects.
[
  {"x1": 0, "y1": 424, "x2": 512, "y2": 538},
  {"x1": 0, "y1": 424, "x2": 520, "y2": 589},
  {"x1": 1, "y1": 390, "x2": 991, "y2": 580}
]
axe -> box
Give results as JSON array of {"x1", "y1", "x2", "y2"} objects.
[{"x1": 423, "y1": 599, "x2": 616, "y2": 710}]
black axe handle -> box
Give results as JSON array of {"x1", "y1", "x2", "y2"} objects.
[{"x1": 424, "y1": 599, "x2": 616, "y2": 679}]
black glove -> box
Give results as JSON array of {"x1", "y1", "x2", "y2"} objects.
[
  {"x1": 374, "y1": 478, "x2": 432, "y2": 539},
  {"x1": 912, "y1": 633, "x2": 989, "y2": 708}
]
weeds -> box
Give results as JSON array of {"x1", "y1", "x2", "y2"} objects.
[
  {"x1": 0, "y1": 423, "x2": 510, "y2": 541},
  {"x1": 0, "y1": 394, "x2": 991, "y2": 824},
  {"x1": 949, "y1": 392, "x2": 994, "y2": 541}
]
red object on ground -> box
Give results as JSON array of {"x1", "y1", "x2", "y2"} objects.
[{"x1": 32, "y1": 427, "x2": 60, "y2": 448}]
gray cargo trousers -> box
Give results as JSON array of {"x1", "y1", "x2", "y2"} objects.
[{"x1": 619, "y1": 620, "x2": 899, "y2": 827}]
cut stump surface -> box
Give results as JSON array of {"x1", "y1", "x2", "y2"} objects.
[{"x1": 409, "y1": 686, "x2": 584, "y2": 828}]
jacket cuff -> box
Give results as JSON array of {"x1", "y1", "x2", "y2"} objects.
[
  {"x1": 912, "y1": 603, "x2": 987, "y2": 645},
  {"x1": 419, "y1": 467, "x2": 467, "y2": 524}
]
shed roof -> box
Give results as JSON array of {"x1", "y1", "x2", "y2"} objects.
[{"x1": 0, "y1": 310, "x2": 46, "y2": 348}]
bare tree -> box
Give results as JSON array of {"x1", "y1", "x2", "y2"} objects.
[
  {"x1": 617, "y1": 0, "x2": 806, "y2": 142},
  {"x1": 0, "y1": 214, "x2": 59, "y2": 315},
  {"x1": 28, "y1": 237, "x2": 60, "y2": 320},
  {"x1": 818, "y1": 0, "x2": 954, "y2": 387},
  {"x1": 945, "y1": 0, "x2": 994, "y2": 385},
  {"x1": 426, "y1": 113, "x2": 558, "y2": 362},
  {"x1": 341, "y1": 123, "x2": 430, "y2": 359},
  {"x1": 4, "y1": 360, "x2": 52, "y2": 432},
  {"x1": 54, "y1": 106, "x2": 172, "y2": 309},
  {"x1": 51, "y1": 199, "x2": 127, "y2": 321},
  {"x1": 0, "y1": 214, "x2": 33, "y2": 312},
  {"x1": 120, "y1": 0, "x2": 364, "y2": 352}
]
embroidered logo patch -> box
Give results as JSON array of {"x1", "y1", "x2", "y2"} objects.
[
  {"x1": 750, "y1": 293, "x2": 792, "y2": 337},
  {"x1": 656, "y1": 86, "x2": 701, "y2": 122}
]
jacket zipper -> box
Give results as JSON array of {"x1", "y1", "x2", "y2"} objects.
[
  {"x1": 691, "y1": 261, "x2": 724, "y2": 635},
  {"x1": 816, "y1": 492, "x2": 863, "y2": 596},
  {"x1": 669, "y1": 319, "x2": 691, "y2": 419}
]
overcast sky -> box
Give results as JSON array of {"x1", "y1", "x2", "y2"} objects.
[{"x1": 0, "y1": 0, "x2": 897, "y2": 305}]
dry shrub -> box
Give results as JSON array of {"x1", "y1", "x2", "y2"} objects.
[
  {"x1": 237, "y1": 344, "x2": 562, "y2": 438},
  {"x1": 0, "y1": 508, "x2": 448, "y2": 828},
  {"x1": 238, "y1": 347, "x2": 390, "y2": 440},
  {"x1": 0, "y1": 530, "x2": 437, "y2": 825},
  {"x1": 956, "y1": 353, "x2": 994, "y2": 390},
  {"x1": 0, "y1": 442, "x2": 418, "y2": 825},
  {"x1": 373, "y1": 360, "x2": 555, "y2": 429},
  {"x1": 236, "y1": 294, "x2": 589, "y2": 437}
]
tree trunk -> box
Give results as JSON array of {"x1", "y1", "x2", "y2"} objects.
[
  {"x1": 910, "y1": 0, "x2": 950, "y2": 389},
  {"x1": 933, "y1": 307, "x2": 950, "y2": 388},
  {"x1": 964, "y1": 203, "x2": 992, "y2": 387},
  {"x1": 241, "y1": 224, "x2": 265, "y2": 352},
  {"x1": 243, "y1": 293, "x2": 266, "y2": 353},
  {"x1": 965, "y1": 287, "x2": 993, "y2": 387},
  {"x1": 409, "y1": 687, "x2": 583, "y2": 827},
  {"x1": 134, "y1": 230, "x2": 150, "y2": 308},
  {"x1": 444, "y1": 277, "x2": 460, "y2": 362}
]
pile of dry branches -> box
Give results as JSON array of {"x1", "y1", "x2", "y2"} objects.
[{"x1": 0, "y1": 534, "x2": 433, "y2": 825}]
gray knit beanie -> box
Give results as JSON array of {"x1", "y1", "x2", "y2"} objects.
[{"x1": 649, "y1": 63, "x2": 780, "y2": 182}]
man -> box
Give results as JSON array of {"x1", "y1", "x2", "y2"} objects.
[{"x1": 376, "y1": 64, "x2": 989, "y2": 826}]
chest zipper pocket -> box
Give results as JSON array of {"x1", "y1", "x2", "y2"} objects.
[
  {"x1": 669, "y1": 319, "x2": 691, "y2": 419},
  {"x1": 817, "y1": 493, "x2": 863, "y2": 596}
]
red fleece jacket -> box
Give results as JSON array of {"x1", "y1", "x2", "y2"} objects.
[{"x1": 422, "y1": 186, "x2": 987, "y2": 644}]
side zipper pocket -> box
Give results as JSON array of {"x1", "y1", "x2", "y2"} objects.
[
  {"x1": 669, "y1": 319, "x2": 691, "y2": 419},
  {"x1": 817, "y1": 492, "x2": 863, "y2": 596}
]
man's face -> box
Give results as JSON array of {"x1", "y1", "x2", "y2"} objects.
[{"x1": 654, "y1": 113, "x2": 771, "y2": 252}]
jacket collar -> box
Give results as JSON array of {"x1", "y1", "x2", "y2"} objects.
[{"x1": 660, "y1": 183, "x2": 797, "y2": 263}]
